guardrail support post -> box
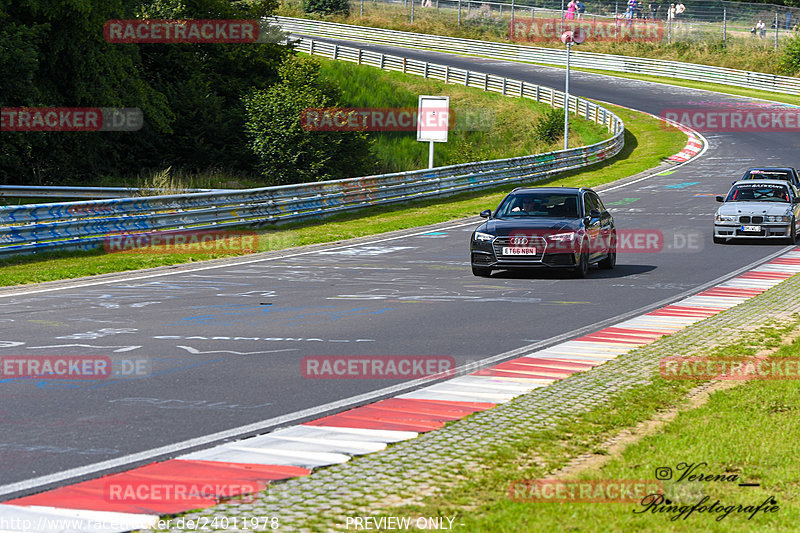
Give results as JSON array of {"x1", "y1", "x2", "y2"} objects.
[
  {"x1": 484, "y1": 74, "x2": 489, "y2": 91},
  {"x1": 424, "y1": 62, "x2": 429, "y2": 78},
  {"x1": 403, "y1": 58, "x2": 407, "y2": 73},
  {"x1": 358, "y1": 49, "x2": 362, "y2": 64},
  {"x1": 445, "y1": 65, "x2": 450, "y2": 83},
  {"x1": 535, "y1": 85, "x2": 540, "y2": 102},
  {"x1": 502, "y1": 78, "x2": 507, "y2": 95},
  {"x1": 520, "y1": 80, "x2": 524, "y2": 97},
  {"x1": 333, "y1": 44, "x2": 339, "y2": 59},
  {"x1": 309, "y1": 40, "x2": 314, "y2": 55},
  {"x1": 465, "y1": 70, "x2": 470, "y2": 86}
]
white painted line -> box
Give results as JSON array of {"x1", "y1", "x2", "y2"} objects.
[
  {"x1": 179, "y1": 446, "x2": 349, "y2": 468},
  {"x1": 259, "y1": 435, "x2": 385, "y2": 455},
  {"x1": 0, "y1": 222, "x2": 480, "y2": 299},
  {"x1": 285, "y1": 425, "x2": 418, "y2": 443}
]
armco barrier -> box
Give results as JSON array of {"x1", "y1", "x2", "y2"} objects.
[
  {"x1": 275, "y1": 16, "x2": 800, "y2": 95},
  {"x1": 0, "y1": 185, "x2": 231, "y2": 199},
  {"x1": 0, "y1": 38, "x2": 623, "y2": 257}
]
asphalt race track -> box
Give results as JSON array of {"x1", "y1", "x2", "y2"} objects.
[{"x1": 1, "y1": 38, "x2": 798, "y2": 497}]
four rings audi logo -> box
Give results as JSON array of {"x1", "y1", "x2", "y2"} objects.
[{"x1": 509, "y1": 237, "x2": 529, "y2": 245}]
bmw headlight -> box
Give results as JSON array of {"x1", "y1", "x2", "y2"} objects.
[
  {"x1": 765, "y1": 215, "x2": 792, "y2": 222},
  {"x1": 715, "y1": 215, "x2": 737, "y2": 222},
  {"x1": 473, "y1": 231, "x2": 494, "y2": 242},
  {"x1": 548, "y1": 232, "x2": 576, "y2": 242}
]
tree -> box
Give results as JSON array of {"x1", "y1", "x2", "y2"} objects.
[
  {"x1": 303, "y1": 0, "x2": 350, "y2": 16},
  {"x1": 244, "y1": 57, "x2": 375, "y2": 185}
]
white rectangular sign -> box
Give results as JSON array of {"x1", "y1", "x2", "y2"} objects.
[{"x1": 417, "y1": 95, "x2": 450, "y2": 143}]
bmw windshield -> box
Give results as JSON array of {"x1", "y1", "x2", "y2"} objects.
[
  {"x1": 495, "y1": 193, "x2": 580, "y2": 218},
  {"x1": 725, "y1": 183, "x2": 792, "y2": 203}
]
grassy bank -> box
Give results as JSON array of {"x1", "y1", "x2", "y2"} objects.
[
  {"x1": 0, "y1": 100, "x2": 685, "y2": 287},
  {"x1": 360, "y1": 317, "x2": 800, "y2": 532},
  {"x1": 316, "y1": 57, "x2": 608, "y2": 173}
]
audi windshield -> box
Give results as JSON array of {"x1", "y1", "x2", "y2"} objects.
[{"x1": 494, "y1": 193, "x2": 580, "y2": 218}]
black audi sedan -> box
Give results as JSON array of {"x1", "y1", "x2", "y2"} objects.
[{"x1": 469, "y1": 187, "x2": 616, "y2": 278}]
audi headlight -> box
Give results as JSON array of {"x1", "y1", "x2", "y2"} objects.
[
  {"x1": 473, "y1": 231, "x2": 494, "y2": 242},
  {"x1": 715, "y1": 215, "x2": 737, "y2": 222},
  {"x1": 548, "y1": 232, "x2": 576, "y2": 242},
  {"x1": 765, "y1": 215, "x2": 792, "y2": 222}
]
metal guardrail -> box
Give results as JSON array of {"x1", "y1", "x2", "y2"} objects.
[
  {"x1": 0, "y1": 185, "x2": 231, "y2": 199},
  {"x1": 0, "y1": 38, "x2": 623, "y2": 257},
  {"x1": 276, "y1": 16, "x2": 800, "y2": 95}
]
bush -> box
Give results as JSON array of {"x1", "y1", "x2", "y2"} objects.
[
  {"x1": 534, "y1": 108, "x2": 564, "y2": 143},
  {"x1": 244, "y1": 57, "x2": 374, "y2": 185},
  {"x1": 779, "y1": 35, "x2": 800, "y2": 75},
  {"x1": 303, "y1": 0, "x2": 349, "y2": 16}
]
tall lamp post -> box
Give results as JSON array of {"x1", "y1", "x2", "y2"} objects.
[{"x1": 561, "y1": 28, "x2": 585, "y2": 151}]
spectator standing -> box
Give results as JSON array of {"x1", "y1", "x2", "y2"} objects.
[
  {"x1": 576, "y1": 0, "x2": 585, "y2": 19},
  {"x1": 757, "y1": 19, "x2": 766, "y2": 38},
  {"x1": 565, "y1": 0, "x2": 577, "y2": 20},
  {"x1": 675, "y1": 1, "x2": 685, "y2": 27}
]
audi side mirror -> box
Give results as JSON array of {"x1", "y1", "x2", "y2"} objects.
[
  {"x1": 716, "y1": 196, "x2": 725, "y2": 202},
  {"x1": 480, "y1": 209, "x2": 491, "y2": 218}
]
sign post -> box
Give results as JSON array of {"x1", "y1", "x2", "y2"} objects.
[
  {"x1": 560, "y1": 28, "x2": 585, "y2": 151},
  {"x1": 417, "y1": 95, "x2": 450, "y2": 169}
]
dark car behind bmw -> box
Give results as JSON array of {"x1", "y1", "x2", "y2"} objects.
[{"x1": 470, "y1": 187, "x2": 616, "y2": 278}]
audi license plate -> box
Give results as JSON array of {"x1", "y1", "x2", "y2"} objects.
[
  {"x1": 741, "y1": 225, "x2": 762, "y2": 232},
  {"x1": 503, "y1": 247, "x2": 537, "y2": 255}
]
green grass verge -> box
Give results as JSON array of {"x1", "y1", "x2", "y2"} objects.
[
  {"x1": 0, "y1": 101, "x2": 684, "y2": 287},
  {"x1": 365, "y1": 320, "x2": 800, "y2": 532}
]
